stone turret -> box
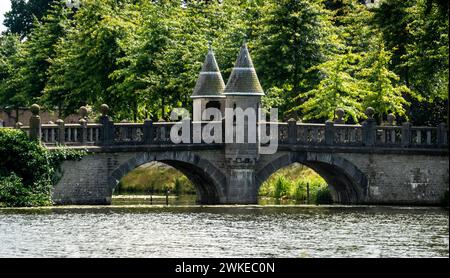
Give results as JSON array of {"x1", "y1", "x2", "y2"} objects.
[
  {"x1": 191, "y1": 44, "x2": 225, "y2": 121},
  {"x1": 223, "y1": 42, "x2": 265, "y2": 204},
  {"x1": 224, "y1": 42, "x2": 264, "y2": 97}
]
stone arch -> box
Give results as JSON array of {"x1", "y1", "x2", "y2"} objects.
[
  {"x1": 256, "y1": 152, "x2": 368, "y2": 204},
  {"x1": 108, "y1": 151, "x2": 227, "y2": 204}
]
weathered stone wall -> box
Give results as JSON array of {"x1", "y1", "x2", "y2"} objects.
[
  {"x1": 340, "y1": 152, "x2": 449, "y2": 204},
  {"x1": 53, "y1": 149, "x2": 229, "y2": 205},
  {"x1": 53, "y1": 147, "x2": 449, "y2": 206}
]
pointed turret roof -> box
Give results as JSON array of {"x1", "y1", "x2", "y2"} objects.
[
  {"x1": 191, "y1": 46, "x2": 225, "y2": 98},
  {"x1": 224, "y1": 43, "x2": 264, "y2": 96}
]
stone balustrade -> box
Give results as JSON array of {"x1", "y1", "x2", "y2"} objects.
[{"x1": 18, "y1": 104, "x2": 448, "y2": 149}]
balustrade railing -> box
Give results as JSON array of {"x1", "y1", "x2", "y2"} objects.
[
  {"x1": 17, "y1": 104, "x2": 448, "y2": 150},
  {"x1": 113, "y1": 123, "x2": 144, "y2": 144},
  {"x1": 297, "y1": 123, "x2": 326, "y2": 145},
  {"x1": 334, "y1": 124, "x2": 363, "y2": 146},
  {"x1": 376, "y1": 126, "x2": 402, "y2": 146}
]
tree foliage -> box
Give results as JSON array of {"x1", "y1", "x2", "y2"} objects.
[
  {"x1": 0, "y1": 0, "x2": 447, "y2": 125},
  {"x1": 3, "y1": 0, "x2": 55, "y2": 38},
  {"x1": 0, "y1": 128, "x2": 85, "y2": 207}
]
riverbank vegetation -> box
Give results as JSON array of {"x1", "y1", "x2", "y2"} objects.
[
  {"x1": 0, "y1": 128, "x2": 85, "y2": 207},
  {"x1": 0, "y1": 0, "x2": 447, "y2": 125},
  {"x1": 259, "y1": 164, "x2": 333, "y2": 204},
  {"x1": 117, "y1": 162, "x2": 195, "y2": 195},
  {"x1": 118, "y1": 162, "x2": 333, "y2": 204}
]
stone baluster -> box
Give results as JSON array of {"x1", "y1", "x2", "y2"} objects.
[
  {"x1": 288, "y1": 118, "x2": 297, "y2": 144},
  {"x1": 401, "y1": 121, "x2": 412, "y2": 147},
  {"x1": 56, "y1": 119, "x2": 65, "y2": 144},
  {"x1": 29, "y1": 104, "x2": 41, "y2": 141},
  {"x1": 99, "y1": 104, "x2": 113, "y2": 145},
  {"x1": 416, "y1": 129, "x2": 422, "y2": 145},
  {"x1": 362, "y1": 107, "x2": 376, "y2": 146},
  {"x1": 426, "y1": 130, "x2": 432, "y2": 145},
  {"x1": 325, "y1": 120, "x2": 335, "y2": 145}
]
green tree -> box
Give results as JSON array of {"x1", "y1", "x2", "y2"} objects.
[
  {"x1": 253, "y1": 0, "x2": 337, "y2": 118},
  {"x1": 403, "y1": 0, "x2": 448, "y2": 124},
  {"x1": 15, "y1": 2, "x2": 71, "y2": 109},
  {"x1": 44, "y1": 0, "x2": 131, "y2": 117},
  {"x1": 3, "y1": 0, "x2": 55, "y2": 38},
  {"x1": 373, "y1": 0, "x2": 448, "y2": 125},
  {"x1": 0, "y1": 33, "x2": 26, "y2": 121},
  {"x1": 359, "y1": 41, "x2": 411, "y2": 122},
  {"x1": 297, "y1": 53, "x2": 365, "y2": 122}
]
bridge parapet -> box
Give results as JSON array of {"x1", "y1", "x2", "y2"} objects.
[{"x1": 18, "y1": 104, "x2": 448, "y2": 150}]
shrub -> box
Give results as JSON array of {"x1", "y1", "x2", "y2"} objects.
[
  {"x1": 273, "y1": 176, "x2": 291, "y2": 199},
  {"x1": 0, "y1": 128, "x2": 84, "y2": 207},
  {"x1": 293, "y1": 181, "x2": 307, "y2": 201},
  {"x1": 315, "y1": 187, "x2": 333, "y2": 204}
]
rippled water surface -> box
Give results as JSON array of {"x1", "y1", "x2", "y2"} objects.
[{"x1": 0, "y1": 205, "x2": 448, "y2": 258}]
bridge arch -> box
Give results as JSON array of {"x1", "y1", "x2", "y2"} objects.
[
  {"x1": 256, "y1": 152, "x2": 369, "y2": 204},
  {"x1": 108, "y1": 151, "x2": 227, "y2": 204}
]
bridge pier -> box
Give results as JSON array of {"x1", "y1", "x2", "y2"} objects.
[{"x1": 225, "y1": 168, "x2": 258, "y2": 204}]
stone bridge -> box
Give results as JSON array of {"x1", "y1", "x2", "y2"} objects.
[
  {"x1": 19, "y1": 104, "x2": 449, "y2": 206},
  {"x1": 17, "y1": 43, "x2": 449, "y2": 205}
]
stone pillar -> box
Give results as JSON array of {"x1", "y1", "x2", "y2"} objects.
[
  {"x1": 362, "y1": 107, "x2": 376, "y2": 146},
  {"x1": 325, "y1": 120, "x2": 335, "y2": 145},
  {"x1": 29, "y1": 104, "x2": 41, "y2": 141},
  {"x1": 79, "y1": 118, "x2": 87, "y2": 145},
  {"x1": 143, "y1": 119, "x2": 154, "y2": 144},
  {"x1": 437, "y1": 122, "x2": 447, "y2": 146},
  {"x1": 225, "y1": 163, "x2": 258, "y2": 204},
  {"x1": 99, "y1": 104, "x2": 113, "y2": 145},
  {"x1": 401, "y1": 121, "x2": 412, "y2": 147},
  {"x1": 287, "y1": 118, "x2": 297, "y2": 144},
  {"x1": 56, "y1": 119, "x2": 65, "y2": 144}
]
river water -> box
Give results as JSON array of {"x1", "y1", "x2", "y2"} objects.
[{"x1": 0, "y1": 198, "x2": 448, "y2": 258}]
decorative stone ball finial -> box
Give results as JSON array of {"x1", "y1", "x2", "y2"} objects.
[
  {"x1": 30, "y1": 104, "x2": 40, "y2": 116},
  {"x1": 336, "y1": 108, "x2": 344, "y2": 118},
  {"x1": 15, "y1": 122, "x2": 23, "y2": 129},
  {"x1": 56, "y1": 119, "x2": 64, "y2": 125},
  {"x1": 365, "y1": 107, "x2": 375, "y2": 120},
  {"x1": 387, "y1": 113, "x2": 396, "y2": 126},
  {"x1": 79, "y1": 106, "x2": 88, "y2": 118},
  {"x1": 335, "y1": 108, "x2": 345, "y2": 124},
  {"x1": 100, "y1": 104, "x2": 109, "y2": 117},
  {"x1": 288, "y1": 118, "x2": 296, "y2": 123}
]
